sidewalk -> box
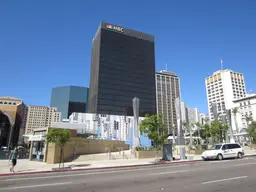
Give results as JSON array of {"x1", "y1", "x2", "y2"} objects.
[
  {"x1": 0, "y1": 147, "x2": 255, "y2": 176},
  {"x1": 0, "y1": 155, "x2": 202, "y2": 176}
]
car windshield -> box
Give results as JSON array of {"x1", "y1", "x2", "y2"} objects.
[{"x1": 210, "y1": 145, "x2": 222, "y2": 150}]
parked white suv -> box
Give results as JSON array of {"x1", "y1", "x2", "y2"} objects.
[{"x1": 201, "y1": 143, "x2": 244, "y2": 160}]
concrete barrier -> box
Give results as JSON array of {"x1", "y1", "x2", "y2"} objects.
[
  {"x1": 135, "y1": 151, "x2": 162, "y2": 159},
  {"x1": 45, "y1": 138, "x2": 129, "y2": 164}
]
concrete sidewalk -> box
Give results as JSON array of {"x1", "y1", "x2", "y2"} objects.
[
  {"x1": 0, "y1": 147, "x2": 255, "y2": 176},
  {"x1": 0, "y1": 156, "x2": 202, "y2": 176}
]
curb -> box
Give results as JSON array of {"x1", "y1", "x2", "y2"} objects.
[
  {"x1": 1, "y1": 154, "x2": 254, "y2": 177},
  {"x1": 0, "y1": 159, "x2": 202, "y2": 177}
]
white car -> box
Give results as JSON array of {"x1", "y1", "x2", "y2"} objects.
[{"x1": 201, "y1": 143, "x2": 244, "y2": 161}]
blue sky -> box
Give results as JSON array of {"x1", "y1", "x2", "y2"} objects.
[{"x1": 1, "y1": 0, "x2": 256, "y2": 113}]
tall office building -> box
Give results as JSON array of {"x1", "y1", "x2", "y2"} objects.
[
  {"x1": 50, "y1": 86, "x2": 89, "y2": 119},
  {"x1": 205, "y1": 70, "x2": 246, "y2": 120},
  {"x1": 24, "y1": 106, "x2": 61, "y2": 134},
  {"x1": 88, "y1": 22, "x2": 156, "y2": 116},
  {"x1": 180, "y1": 101, "x2": 188, "y2": 123},
  {"x1": 188, "y1": 108, "x2": 200, "y2": 124},
  {"x1": 156, "y1": 71, "x2": 181, "y2": 134}
]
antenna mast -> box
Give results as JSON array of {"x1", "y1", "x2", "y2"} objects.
[{"x1": 220, "y1": 59, "x2": 223, "y2": 70}]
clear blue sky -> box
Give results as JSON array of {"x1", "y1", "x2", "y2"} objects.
[{"x1": 1, "y1": 0, "x2": 256, "y2": 113}]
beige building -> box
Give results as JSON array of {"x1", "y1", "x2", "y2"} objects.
[
  {"x1": 25, "y1": 106, "x2": 61, "y2": 134},
  {"x1": 0, "y1": 96, "x2": 26, "y2": 146},
  {"x1": 156, "y1": 70, "x2": 181, "y2": 134},
  {"x1": 205, "y1": 69, "x2": 246, "y2": 120}
]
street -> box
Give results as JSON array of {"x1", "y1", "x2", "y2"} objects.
[{"x1": 0, "y1": 157, "x2": 256, "y2": 192}]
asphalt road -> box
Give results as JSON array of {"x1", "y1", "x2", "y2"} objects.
[{"x1": 0, "y1": 157, "x2": 256, "y2": 192}]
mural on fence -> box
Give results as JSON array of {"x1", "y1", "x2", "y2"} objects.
[{"x1": 69, "y1": 113, "x2": 151, "y2": 148}]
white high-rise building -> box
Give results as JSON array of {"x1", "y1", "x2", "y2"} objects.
[
  {"x1": 156, "y1": 70, "x2": 181, "y2": 134},
  {"x1": 24, "y1": 106, "x2": 61, "y2": 134},
  {"x1": 180, "y1": 102, "x2": 188, "y2": 123},
  {"x1": 205, "y1": 70, "x2": 246, "y2": 120},
  {"x1": 188, "y1": 108, "x2": 200, "y2": 124},
  {"x1": 199, "y1": 113, "x2": 209, "y2": 125}
]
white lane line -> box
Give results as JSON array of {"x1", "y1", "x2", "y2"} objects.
[
  {"x1": 149, "y1": 170, "x2": 189, "y2": 176},
  {"x1": 0, "y1": 182, "x2": 71, "y2": 191},
  {"x1": 201, "y1": 176, "x2": 248, "y2": 185},
  {"x1": 0, "y1": 164, "x2": 189, "y2": 182},
  {"x1": 236, "y1": 162, "x2": 256, "y2": 167}
]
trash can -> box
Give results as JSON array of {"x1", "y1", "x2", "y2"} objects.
[{"x1": 162, "y1": 144, "x2": 173, "y2": 161}]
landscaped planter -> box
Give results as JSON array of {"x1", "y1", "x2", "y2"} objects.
[
  {"x1": 135, "y1": 151, "x2": 162, "y2": 159},
  {"x1": 189, "y1": 150, "x2": 205, "y2": 155}
]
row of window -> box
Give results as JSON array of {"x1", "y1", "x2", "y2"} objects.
[{"x1": 0, "y1": 101, "x2": 17, "y2": 105}]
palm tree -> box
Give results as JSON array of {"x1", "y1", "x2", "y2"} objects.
[
  {"x1": 247, "y1": 121, "x2": 256, "y2": 144},
  {"x1": 182, "y1": 121, "x2": 193, "y2": 146},
  {"x1": 195, "y1": 122, "x2": 202, "y2": 145},
  {"x1": 245, "y1": 114, "x2": 253, "y2": 128},
  {"x1": 232, "y1": 107, "x2": 240, "y2": 143}
]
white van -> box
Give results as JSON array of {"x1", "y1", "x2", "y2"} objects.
[{"x1": 201, "y1": 143, "x2": 244, "y2": 160}]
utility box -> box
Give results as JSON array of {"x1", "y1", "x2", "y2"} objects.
[
  {"x1": 162, "y1": 144, "x2": 173, "y2": 161},
  {"x1": 180, "y1": 147, "x2": 186, "y2": 160}
]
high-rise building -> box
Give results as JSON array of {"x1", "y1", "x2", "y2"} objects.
[
  {"x1": 188, "y1": 108, "x2": 200, "y2": 124},
  {"x1": 50, "y1": 86, "x2": 89, "y2": 119},
  {"x1": 180, "y1": 101, "x2": 188, "y2": 123},
  {"x1": 205, "y1": 70, "x2": 246, "y2": 121},
  {"x1": 156, "y1": 71, "x2": 181, "y2": 134},
  {"x1": 199, "y1": 113, "x2": 209, "y2": 125},
  {"x1": 0, "y1": 96, "x2": 26, "y2": 147},
  {"x1": 24, "y1": 106, "x2": 61, "y2": 134},
  {"x1": 88, "y1": 22, "x2": 156, "y2": 116}
]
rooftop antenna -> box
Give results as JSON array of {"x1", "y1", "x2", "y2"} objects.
[
  {"x1": 220, "y1": 59, "x2": 224, "y2": 70},
  {"x1": 165, "y1": 62, "x2": 168, "y2": 71}
]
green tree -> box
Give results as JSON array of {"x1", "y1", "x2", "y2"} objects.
[
  {"x1": 210, "y1": 120, "x2": 228, "y2": 143},
  {"x1": 45, "y1": 128, "x2": 70, "y2": 169},
  {"x1": 195, "y1": 122, "x2": 203, "y2": 145},
  {"x1": 193, "y1": 123, "x2": 211, "y2": 144},
  {"x1": 248, "y1": 121, "x2": 256, "y2": 143},
  {"x1": 139, "y1": 114, "x2": 168, "y2": 149},
  {"x1": 182, "y1": 121, "x2": 193, "y2": 146}
]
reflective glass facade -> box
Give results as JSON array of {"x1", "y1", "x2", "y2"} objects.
[
  {"x1": 50, "y1": 86, "x2": 89, "y2": 119},
  {"x1": 88, "y1": 22, "x2": 156, "y2": 116}
]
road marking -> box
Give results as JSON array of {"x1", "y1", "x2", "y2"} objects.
[
  {"x1": 0, "y1": 164, "x2": 189, "y2": 182},
  {"x1": 0, "y1": 182, "x2": 71, "y2": 191},
  {"x1": 149, "y1": 170, "x2": 189, "y2": 176},
  {"x1": 201, "y1": 176, "x2": 248, "y2": 185},
  {"x1": 236, "y1": 162, "x2": 256, "y2": 167}
]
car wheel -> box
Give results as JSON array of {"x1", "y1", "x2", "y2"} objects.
[
  {"x1": 237, "y1": 152, "x2": 243, "y2": 159},
  {"x1": 217, "y1": 154, "x2": 223, "y2": 160}
]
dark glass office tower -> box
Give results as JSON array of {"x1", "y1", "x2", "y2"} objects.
[
  {"x1": 88, "y1": 22, "x2": 156, "y2": 116},
  {"x1": 50, "y1": 86, "x2": 89, "y2": 119}
]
